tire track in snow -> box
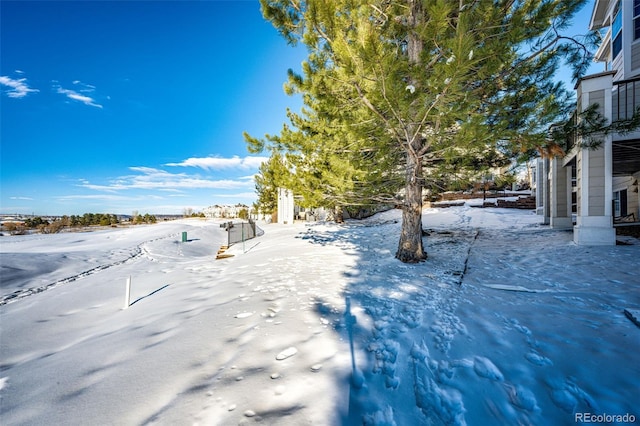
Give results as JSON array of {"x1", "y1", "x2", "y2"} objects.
[
  {"x1": 0, "y1": 234, "x2": 177, "y2": 306},
  {"x1": 459, "y1": 229, "x2": 480, "y2": 285}
]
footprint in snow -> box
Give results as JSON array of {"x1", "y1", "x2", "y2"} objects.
[
  {"x1": 276, "y1": 347, "x2": 298, "y2": 360},
  {"x1": 505, "y1": 383, "x2": 539, "y2": 412},
  {"x1": 473, "y1": 356, "x2": 504, "y2": 381},
  {"x1": 525, "y1": 351, "x2": 553, "y2": 366}
]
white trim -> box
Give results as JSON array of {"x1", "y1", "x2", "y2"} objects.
[
  {"x1": 590, "y1": 0, "x2": 612, "y2": 30},
  {"x1": 566, "y1": 161, "x2": 573, "y2": 216},
  {"x1": 580, "y1": 148, "x2": 590, "y2": 216},
  {"x1": 613, "y1": 175, "x2": 633, "y2": 192},
  {"x1": 574, "y1": 223, "x2": 616, "y2": 245},
  {"x1": 561, "y1": 145, "x2": 578, "y2": 167},
  {"x1": 604, "y1": 82, "x2": 614, "y2": 216},
  {"x1": 594, "y1": 29, "x2": 611, "y2": 63},
  {"x1": 604, "y1": 137, "x2": 613, "y2": 216}
]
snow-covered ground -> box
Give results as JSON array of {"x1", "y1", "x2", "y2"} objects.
[{"x1": 1, "y1": 207, "x2": 638, "y2": 425}]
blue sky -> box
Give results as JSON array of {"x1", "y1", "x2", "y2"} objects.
[
  {"x1": 1, "y1": 0, "x2": 307, "y2": 216},
  {"x1": 1, "y1": 0, "x2": 597, "y2": 216}
]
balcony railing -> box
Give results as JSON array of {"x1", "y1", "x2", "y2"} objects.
[{"x1": 613, "y1": 76, "x2": 640, "y2": 121}]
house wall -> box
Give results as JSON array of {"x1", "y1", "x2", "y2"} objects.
[
  {"x1": 549, "y1": 158, "x2": 572, "y2": 228},
  {"x1": 545, "y1": 1, "x2": 640, "y2": 244},
  {"x1": 573, "y1": 72, "x2": 616, "y2": 245},
  {"x1": 588, "y1": 148, "x2": 606, "y2": 216},
  {"x1": 593, "y1": 0, "x2": 640, "y2": 81},
  {"x1": 576, "y1": 151, "x2": 583, "y2": 216},
  {"x1": 277, "y1": 188, "x2": 294, "y2": 224},
  {"x1": 575, "y1": 88, "x2": 608, "y2": 218},
  {"x1": 535, "y1": 158, "x2": 550, "y2": 222},
  {"x1": 612, "y1": 49, "x2": 624, "y2": 80},
  {"x1": 625, "y1": 0, "x2": 640, "y2": 79},
  {"x1": 589, "y1": 89, "x2": 605, "y2": 113},
  {"x1": 554, "y1": 163, "x2": 569, "y2": 217},
  {"x1": 631, "y1": 43, "x2": 640, "y2": 71},
  {"x1": 605, "y1": 1, "x2": 640, "y2": 222}
]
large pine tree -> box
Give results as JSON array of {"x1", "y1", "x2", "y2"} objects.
[{"x1": 249, "y1": 0, "x2": 595, "y2": 263}]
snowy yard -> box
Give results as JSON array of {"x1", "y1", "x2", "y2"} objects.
[{"x1": 1, "y1": 206, "x2": 638, "y2": 425}]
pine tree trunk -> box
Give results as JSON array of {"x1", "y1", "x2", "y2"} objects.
[
  {"x1": 334, "y1": 205, "x2": 344, "y2": 223},
  {"x1": 396, "y1": 149, "x2": 427, "y2": 263},
  {"x1": 395, "y1": 0, "x2": 427, "y2": 263}
]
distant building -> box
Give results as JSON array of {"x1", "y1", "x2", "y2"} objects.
[
  {"x1": 277, "y1": 188, "x2": 294, "y2": 224},
  {"x1": 203, "y1": 203, "x2": 249, "y2": 219},
  {"x1": 276, "y1": 188, "x2": 327, "y2": 223}
]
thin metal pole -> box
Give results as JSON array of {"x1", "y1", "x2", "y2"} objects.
[{"x1": 124, "y1": 276, "x2": 131, "y2": 309}]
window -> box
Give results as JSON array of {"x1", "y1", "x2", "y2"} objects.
[
  {"x1": 613, "y1": 189, "x2": 628, "y2": 217},
  {"x1": 613, "y1": 2, "x2": 622, "y2": 59},
  {"x1": 635, "y1": 0, "x2": 640, "y2": 39}
]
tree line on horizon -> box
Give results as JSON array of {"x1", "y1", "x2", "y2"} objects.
[
  {"x1": 245, "y1": 0, "x2": 639, "y2": 263},
  {"x1": 1, "y1": 212, "x2": 158, "y2": 235}
]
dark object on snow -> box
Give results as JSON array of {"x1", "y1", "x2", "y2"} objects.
[{"x1": 624, "y1": 308, "x2": 640, "y2": 328}]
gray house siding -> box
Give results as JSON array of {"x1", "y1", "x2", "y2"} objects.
[
  {"x1": 590, "y1": 88, "x2": 605, "y2": 216},
  {"x1": 631, "y1": 43, "x2": 640, "y2": 72},
  {"x1": 588, "y1": 148, "x2": 606, "y2": 216},
  {"x1": 590, "y1": 89, "x2": 605, "y2": 114},
  {"x1": 576, "y1": 154, "x2": 583, "y2": 215}
]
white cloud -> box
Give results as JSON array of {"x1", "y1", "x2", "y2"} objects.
[
  {"x1": 0, "y1": 75, "x2": 39, "y2": 98},
  {"x1": 56, "y1": 86, "x2": 103, "y2": 108},
  {"x1": 57, "y1": 194, "x2": 136, "y2": 202},
  {"x1": 72, "y1": 80, "x2": 96, "y2": 92},
  {"x1": 77, "y1": 167, "x2": 252, "y2": 192},
  {"x1": 165, "y1": 155, "x2": 268, "y2": 170},
  {"x1": 9, "y1": 196, "x2": 34, "y2": 200}
]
